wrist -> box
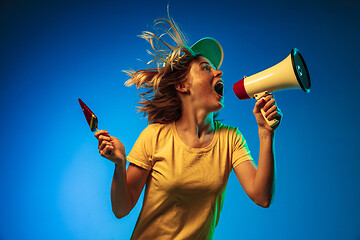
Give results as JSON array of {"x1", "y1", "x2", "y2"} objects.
[
  {"x1": 114, "y1": 157, "x2": 127, "y2": 169},
  {"x1": 258, "y1": 127, "x2": 275, "y2": 140}
]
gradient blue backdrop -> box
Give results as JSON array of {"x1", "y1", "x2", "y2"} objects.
[{"x1": 1, "y1": 0, "x2": 360, "y2": 239}]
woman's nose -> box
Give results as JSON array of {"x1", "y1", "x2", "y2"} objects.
[{"x1": 214, "y1": 69, "x2": 222, "y2": 78}]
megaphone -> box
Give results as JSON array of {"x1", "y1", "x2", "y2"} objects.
[{"x1": 233, "y1": 48, "x2": 311, "y2": 127}]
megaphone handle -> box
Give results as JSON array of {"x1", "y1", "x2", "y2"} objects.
[{"x1": 254, "y1": 91, "x2": 279, "y2": 128}]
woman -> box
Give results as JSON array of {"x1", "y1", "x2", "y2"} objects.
[{"x1": 95, "y1": 17, "x2": 282, "y2": 239}]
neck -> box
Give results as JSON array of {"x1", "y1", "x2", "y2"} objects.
[{"x1": 176, "y1": 108, "x2": 215, "y2": 140}]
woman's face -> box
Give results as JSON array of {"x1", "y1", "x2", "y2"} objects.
[{"x1": 186, "y1": 56, "x2": 224, "y2": 113}]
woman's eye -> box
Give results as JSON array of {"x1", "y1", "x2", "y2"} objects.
[{"x1": 203, "y1": 64, "x2": 211, "y2": 71}]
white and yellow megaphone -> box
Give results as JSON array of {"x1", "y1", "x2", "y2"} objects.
[{"x1": 233, "y1": 48, "x2": 311, "y2": 127}]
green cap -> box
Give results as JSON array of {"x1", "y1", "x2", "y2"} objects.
[{"x1": 190, "y1": 37, "x2": 223, "y2": 69}]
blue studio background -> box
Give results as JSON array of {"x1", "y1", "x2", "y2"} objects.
[{"x1": 1, "y1": 0, "x2": 360, "y2": 239}]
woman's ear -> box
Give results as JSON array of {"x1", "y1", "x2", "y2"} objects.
[{"x1": 175, "y1": 82, "x2": 190, "y2": 94}]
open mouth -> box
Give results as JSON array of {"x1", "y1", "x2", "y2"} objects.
[{"x1": 214, "y1": 81, "x2": 224, "y2": 97}]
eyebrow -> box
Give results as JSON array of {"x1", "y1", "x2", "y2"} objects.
[{"x1": 199, "y1": 61, "x2": 212, "y2": 67}]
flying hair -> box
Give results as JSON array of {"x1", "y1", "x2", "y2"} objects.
[{"x1": 124, "y1": 14, "x2": 200, "y2": 123}]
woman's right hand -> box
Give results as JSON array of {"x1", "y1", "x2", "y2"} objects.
[{"x1": 94, "y1": 130, "x2": 126, "y2": 166}]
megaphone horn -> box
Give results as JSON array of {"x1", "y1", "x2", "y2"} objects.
[{"x1": 233, "y1": 48, "x2": 311, "y2": 126}]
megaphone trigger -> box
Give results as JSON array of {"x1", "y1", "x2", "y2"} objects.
[
  {"x1": 254, "y1": 91, "x2": 279, "y2": 128},
  {"x1": 254, "y1": 91, "x2": 270, "y2": 101}
]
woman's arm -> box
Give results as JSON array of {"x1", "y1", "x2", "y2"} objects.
[
  {"x1": 111, "y1": 163, "x2": 149, "y2": 218},
  {"x1": 234, "y1": 95, "x2": 281, "y2": 208},
  {"x1": 95, "y1": 130, "x2": 150, "y2": 218}
]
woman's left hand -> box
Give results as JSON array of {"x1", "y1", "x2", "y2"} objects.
[{"x1": 253, "y1": 94, "x2": 283, "y2": 132}]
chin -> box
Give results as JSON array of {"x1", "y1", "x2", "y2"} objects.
[
  {"x1": 206, "y1": 97, "x2": 224, "y2": 113},
  {"x1": 218, "y1": 98, "x2": 224, "y2": 109},
  {"x1": 212, "y1": 102, "x2": 224, "y2": 113}
]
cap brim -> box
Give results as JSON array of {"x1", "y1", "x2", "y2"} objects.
[{"x1": 190, "y1": 37, "x2": 223, "y2": 69}]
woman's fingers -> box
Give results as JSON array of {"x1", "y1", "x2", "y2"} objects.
[
  {"x1": 253, "y1": 93, "x2": 282, "y2": 130},
  {"x1": 267, "y1": 110, "x2": 279, "y2": 120},
  {"x1": 101, "y1": 145, "x2": 114, "y2": 156},
  {"x1": 260, "y1": 96, "x2": 280, "y2": 120},
  {"x1": 99, "y1": 139, "x2": 112, "y2": 151},
  {"x1": 98, "y1": 135, "x2": 111, "y2": 147},
  {"x1": 95, "y1": 130, "x2": 113, "y2": 154},
  {"x1": 95, "y1": 130, "x2": 111, "y2": 146},
  {"x1": 255, "y1": 95, "x2": 282, "y2": 121},
  {"x1": 94, "y1": 130, "x2": 109, "y2": 139},
  {"x1": 264, "y1": 105, "x2": 278, "y2": 118},
  {"x1": 254, "y1": 95, "x2": 274, "y2": 111},
  {"x1": 262, "y1": 98, "x2": 275, "y2": 111},
  {"x1": 94, "y1": 130, "x2": 126, "y2": 164}
]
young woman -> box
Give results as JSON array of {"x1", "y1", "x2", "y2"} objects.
[{"x1": 95, "y1": 17, "x2": 282, "y2": 239}]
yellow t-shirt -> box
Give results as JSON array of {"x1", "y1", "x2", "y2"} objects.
[{"x1": 127, "y1": 121, "x2": 253, "y2": 240}]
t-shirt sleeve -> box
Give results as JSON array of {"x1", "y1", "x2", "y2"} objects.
[
  {"x1": 231, "y1": 128, "x2": 254, "y2": 169},
  {"x1": 127, "y1": 125, "x2": 155, "y2": 171}
]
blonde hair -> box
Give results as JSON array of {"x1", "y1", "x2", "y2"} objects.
[{"x1": 124, "y1": 17, "x2": 200, "y2": 124}]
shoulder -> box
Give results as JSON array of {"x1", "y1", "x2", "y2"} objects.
[
  {"x1": 215, "y1": 121, "x2": 239, "y2": 134},
  {"x1": 139, "y1": 122, "x2": 172, "y2": 139},
  {"x1": 215, "y1": 121, "x2": 245, "y2": 142},
  {"x1": 130, "y1": 123, "x2": 171, "y2": 154},
  {"x1": 144, "y1": 122, "x2": 171, "y2": 132}
]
